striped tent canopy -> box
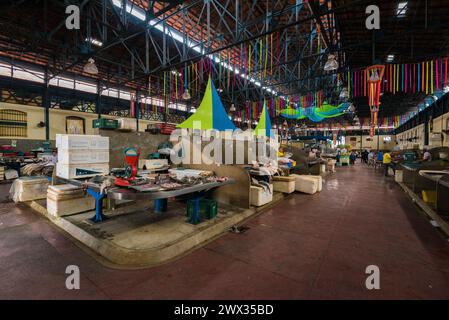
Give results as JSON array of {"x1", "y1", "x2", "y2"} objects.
[
  {"x1": 177, "y1": 77, "x2": 236, "y2": 131},
  {"x1": 254, "y1": 101, "x2": 274, "y2": 139}
]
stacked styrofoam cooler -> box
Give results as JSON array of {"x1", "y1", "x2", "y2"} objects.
[
  {"x1": 250, "y1": 184, "x2": 273, "y2": 207},
  {"x1": 47, "y1": 184, "x2": 95, "y2": 217},
  {"x1": 55, "y1": 134, "x2": 110, "y2": 179},
  {"x1": 9, "y1": 176, "x2": 49, "y2": 203},
  {"x1": 290, "y1": 174, "x2": 323, "y2": 194},
  {"x1": 0, "y1": 166, "x2": 4, "y2": 181}
]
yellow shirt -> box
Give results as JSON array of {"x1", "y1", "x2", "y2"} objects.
[{"x1": 383, "y1": 153, "x2": 392, "y2": 164}]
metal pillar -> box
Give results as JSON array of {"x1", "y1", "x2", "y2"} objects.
[
  {"x1": 43, "y1": 67, "x2": 50, "y2": 141},
  {"x1": 135, "y1": 89, "x2": 140, "y2": 132},
  {"x1": 154, "y1": 198, "x2": 168, "y2": 214},
  {"x1": 96, "y1": 80, "x2": 102, "y2": 119}
]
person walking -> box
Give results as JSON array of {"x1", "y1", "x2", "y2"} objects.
[{"x1": 383, "y1": 150, "x2": 395, "y2": 176}]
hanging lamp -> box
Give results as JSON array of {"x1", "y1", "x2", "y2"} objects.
[
  {"x1": 324, "y1": 53, "x2": 338, "y2": 71},
  {"x1": 182, "y1": 88, "x2": 191, "y2": 100},
  {"x1": 339, "y1": 87, "x2": 349, "y2": 99},
  {"x1": 83, "y1": 58, "x2": 98, "y2": 74}
]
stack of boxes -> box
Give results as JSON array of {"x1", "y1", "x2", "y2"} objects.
[
  {"x1": 0, "y1": 166, "x2": 4, "y2": 182},
  {"x1": 55, "y1": 134, "x2": 110, "y2": 179}
]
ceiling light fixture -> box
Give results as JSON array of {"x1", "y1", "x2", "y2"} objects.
[
  {"x1": 396, "y1": 2, "x2": 407, "y2": 18},
  {"x1": 83, "y1": 58, "x2": 98, "y2": 75},
  {"x1": 182, "y1": 88, "x2": 191, "y2": 100},
  {"x1": 386, "y1": 54, "x2": 395, "y2": 62},
  {"x1": 230, "y1": 103, "x2": 236, "y2": 112},
  {"x1": 339, "y1": 87, "x2": 348, "y2": 99},
  {"x1": 85, "y1": 37, "x2": 103, "y2": 47}
]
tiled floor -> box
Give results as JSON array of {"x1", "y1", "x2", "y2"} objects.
[{"x1": 1, "y1": 164, "x2": 449, "y2": 299}]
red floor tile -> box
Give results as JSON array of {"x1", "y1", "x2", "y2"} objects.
[{"x1": 1, "y1": 165, "x2": 449, "y2": 299}]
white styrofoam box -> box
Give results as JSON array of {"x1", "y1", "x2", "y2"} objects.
[
  {"x1": 58, "y1": 149, "x2": 109, "y2": 164},
  {"x1": 9, "y1": 177, "x2": 49, "y2": 203},
  {"x1": 320, "y1": 164, "x2": 326, "y2": 174},
  {"x1": 168, "y1": 168, "x2": 212, "y2": 179},
  {"x1": 47, "y1": 195, "x2": 95, "y2": 217},
  {"x1": 138, "y1": 159, "x2": 168, "y2": 170},
  {"x1": 56, "y1": 163, "x2": 109, "y2": 179},
  {"x1": 48, "y1": 184, "x2": 83, "y2": 194},
  {"x1": 4, "y1": 169, "x2": 18, "y2": 180},
  {"x1": 47, "y1": 184, "x2": 85, "y2": 200},
  {"x1": 290, "y1": 174, "x2": 318, "y2": 194},
  {"x1": 117, "y1": 118, "x2": 137, "y2": 131},
  {"x1": 250, "y1": 184, "x2": 273, "y2": 207},
  {"x1": 300, "y1": 175, "x2": 323, "y2": 192},
  {"x1": 56, "y1": 134, "x2": 109, "y2": 150},
  {"x1": 395, "y1": 170, "x2": 403, "y2": 183},
  {"x1": 272, "y1": 176, "x2": 295, "y2": 194}
]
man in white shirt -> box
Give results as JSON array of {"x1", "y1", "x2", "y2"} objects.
[
  {"x1": 368, "y1": 150, "x2": 375, "y2": 166},
  {"x1": 44, "y1": 151, "x2": 57, "y2": 166}
]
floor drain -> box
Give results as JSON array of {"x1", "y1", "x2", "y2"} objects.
[{"x1": 229, "y1": 225, "x2": 250, "y2": 234}]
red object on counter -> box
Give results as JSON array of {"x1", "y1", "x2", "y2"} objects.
[{"x1": 154, "y1": 123, "x2": 176, "y2": 135}]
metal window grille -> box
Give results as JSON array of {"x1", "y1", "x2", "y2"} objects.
[{"x1": 0, "y1": 109, "x2": 27, "y2": 137}]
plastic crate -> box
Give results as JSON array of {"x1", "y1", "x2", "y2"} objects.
[
  {"x1": 93, "y1": 118, "x2": 119, "y2": 129},
  {"x1": 186, "y1": 199, "x2": 218, "y2": 220},
  {"x1": 159, "y1": 123, "x2": 176, "y2": 135},
  {"x1": 422, "y1": 190, "x2": 436, "y2": 204}
]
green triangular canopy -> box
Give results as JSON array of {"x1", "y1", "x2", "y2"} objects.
[
  {"x1": 177, "y1": 77, "x2": 236, "y2": 131},
  {"x1": 254, "y1": 101, "x2": 274, "y2": 139}
]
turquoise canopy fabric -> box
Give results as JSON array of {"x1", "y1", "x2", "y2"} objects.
[{"x1": 280, "y1": 102, "x2": 349, "y2": 122}]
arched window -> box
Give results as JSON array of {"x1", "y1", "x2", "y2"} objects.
[{"x1": 0, "y1": 109, "x2": 27, "y2": 137}]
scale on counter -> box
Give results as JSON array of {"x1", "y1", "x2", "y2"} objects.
[{"x1": 112, "y1": 147, "x2": 144, "y2": 187}]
